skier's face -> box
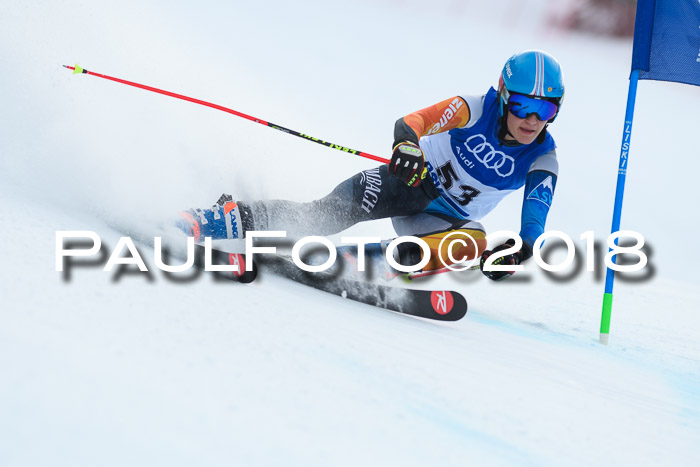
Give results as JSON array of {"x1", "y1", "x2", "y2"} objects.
[{"x1": 505, "y1": 112, "x2": 547, "y2": 145}]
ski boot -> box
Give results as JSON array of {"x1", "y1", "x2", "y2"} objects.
[{"x1": 175, "y1": 194, "x2": 243, "y2": 242}]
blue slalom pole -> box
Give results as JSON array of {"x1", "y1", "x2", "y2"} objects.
[{"x1": 600, "y1": 69, "x2": 640, "y2": 345}]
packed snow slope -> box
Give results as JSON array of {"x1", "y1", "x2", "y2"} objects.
[{"x1": 1, "y1": 1, "x2": 699, "y2": 466}]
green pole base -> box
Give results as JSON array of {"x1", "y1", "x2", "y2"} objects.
[{"x1": 600, "y1": 292, "x2": 613, "y2": 332}]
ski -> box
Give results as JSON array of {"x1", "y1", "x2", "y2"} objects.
[
  {"x1": 257, "y1": 255, "x2": 468, "y2": 321},
  {"x1": 146, "y1": 234, "x2": 466, "y2": 321}
]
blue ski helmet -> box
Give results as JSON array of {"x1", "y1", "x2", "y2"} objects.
[{"x1": 498, "y1": 50, "x2": 565, "y2": 122}]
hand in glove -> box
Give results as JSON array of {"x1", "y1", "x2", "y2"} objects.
[
  {"x1": 389, "y1": 141, "x2": 427, "y2": 187},
  {"x1": 479, "y1": 239, "x2": 524, "y2": 281}
]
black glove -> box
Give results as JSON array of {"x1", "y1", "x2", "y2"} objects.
[
  {"x1": 479, "y1": 239, "x2": 524, "y2": 281},
  {"x1": 389, "y1": 141, "x2": 427, "y2": 187}
]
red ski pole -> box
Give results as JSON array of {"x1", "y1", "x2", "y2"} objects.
[{"x1": 63, "y1": 64, "x2": 390, "y2": 164}]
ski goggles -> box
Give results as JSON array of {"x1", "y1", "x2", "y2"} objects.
[{"x1": 507, "y1": 93, "x2": 559, "y2": 121}]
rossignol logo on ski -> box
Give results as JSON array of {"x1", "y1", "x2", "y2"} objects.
[
  {"x1": 430, "y1": 291, "x2": 454, "y2": 315},
  {"x1": 228, "y1": 253, "x2": 247, "y2": 278}
]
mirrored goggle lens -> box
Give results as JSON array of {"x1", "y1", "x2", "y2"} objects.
[{"x1": 507, "y1": 93, "x2": 559, "y2": 121}]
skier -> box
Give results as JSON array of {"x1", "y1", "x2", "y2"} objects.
[{"x1": 176, "y1": 50, "x2": 565, "y2": 281}]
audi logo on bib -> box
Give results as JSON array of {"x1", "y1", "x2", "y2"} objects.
[{"x1": 465, "y1": 134, "x2": 515, "y2": 178}]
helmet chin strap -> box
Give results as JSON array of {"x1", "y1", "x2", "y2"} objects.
[{"x1": 498, "y1": 114, "x2": 522, "y2": 147}]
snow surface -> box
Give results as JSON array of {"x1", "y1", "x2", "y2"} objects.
[{"x1": 1, "y1": 0, "x2": 699, "y2": 466}]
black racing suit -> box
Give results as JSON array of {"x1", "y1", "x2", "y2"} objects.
[{"x1": 238, "y1": 164, "x2": 445, "y2": 237}]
